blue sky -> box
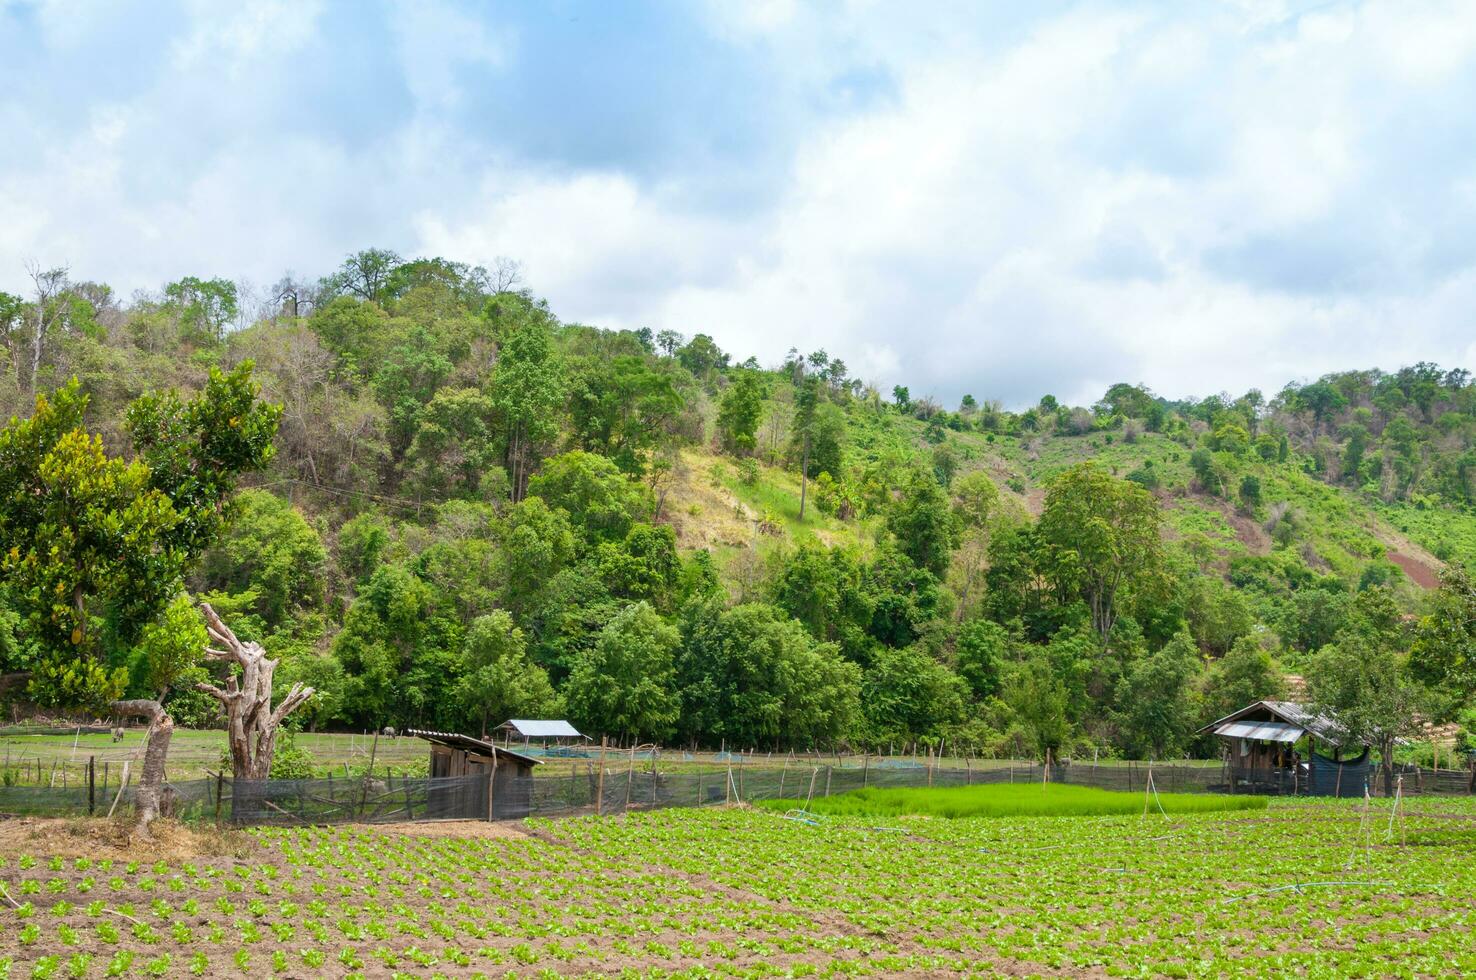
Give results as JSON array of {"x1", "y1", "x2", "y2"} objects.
[{"x1": 3, "y1": 0, "x2": 1476, "y2": 407}]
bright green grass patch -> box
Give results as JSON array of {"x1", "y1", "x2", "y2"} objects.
[{"x1": 757, "y1": 782, "x2": 1268, "y2": 819}]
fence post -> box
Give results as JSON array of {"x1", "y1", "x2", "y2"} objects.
[
  {"x1": 87, "y1": 757, "x2": 95, "y2": 816},
  {"x1": 486, "y1": 751, "x2": 498, "y2": 822},
  {"x1": 862, "y1": 752, "x2": 869, "y2": 788},
  {"x1": 779, "y1": 759, "x2": 788, "y2": 798},
  {"x1": 596, "y1": 738, "x2": 607, "y2": 816},
  {"x1": 213, "y1": 771, "x2": 224, "y2": 827},
  {"x1": 825, "y1": 766, "x2": 832, "y2": 797}
]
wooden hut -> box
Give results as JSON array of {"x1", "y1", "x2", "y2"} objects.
[
  {"x1": 407, "y1": 729, "x2": 541, "y2": 819},
  {"x1": 1198, "y1": 700, "x2": 1369, "y2": 797}
]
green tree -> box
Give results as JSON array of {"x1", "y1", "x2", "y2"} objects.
[
  {"x1": 496, "y1": 497, "x2": 577, "y2": 620},
  {"x1": 1308, "y1": 587, "x2": 1430, "y2": 795},
  {"x1": 861, "y1": 646, "x2": 968, "y2": 745},
  {"x1": 956, "y1": 619, "x2": 1010, "y2": 699},
  {"x1": 1411, "y1": 566, "x2": 1476, "y2": 705},
  {"x1": 491, "y1": 318, "x2": 563, "y2": 500},
  {"x1": 405, "y1": 386, "x2": 500, "y2": 498},
  {"x1": 1113, "y1": 632, "x2": 1201, "y2": 759},
  {"x1": 885, "y1": 469, "x2": 958, "y2": 578},
  {"x1": 678, "y1": 602, "x2": 860, "y2": 749},
  {"x1": 1200, "y1": 635, "x2": 1286, "y2": 723},
  {"x1": 325, "y1": 248, "x2": 403, "y2": 304},
  {"x1": 528, "y1": 451, "x2": 652, "y2": 547},
  {"x1": 1000, "y1": 653, "x2": 1071, "y2": 759},
  {"x1": 163, "y1": 276, "x2": 238, "y2": 344},
  {"x1": 452, "y1": 612, "x2": 560, "y2": 737},
  {"x1": 198, "y1": 490, "x2": 328, "y2": 631},
  {"x1": 716, "y1": 369, "x2": 767, "y2": 454},
  {"x1": 1036, "y1": 463, "x2": 1166, "y2": 641},
  {"x1": 564, "y1": 602, "x2": 681, "y2": 743},
  {"x1": 0, "y1": 366, "x2": 279, "y2": 829}
]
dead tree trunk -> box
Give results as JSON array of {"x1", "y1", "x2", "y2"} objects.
[
  {"x1": 196, "y1": 603, "x2": 314, "y2": 781},
  {"x1": 109, "y1": 699, "x2": 173, "y2": 836}
]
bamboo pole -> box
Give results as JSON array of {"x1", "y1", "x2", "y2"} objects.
[{"x1": 595, "y1": 738, "x2": 607, "y2": 816}]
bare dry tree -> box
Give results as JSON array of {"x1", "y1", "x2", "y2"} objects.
[{"x1": 196, "y1": 603, "x2": 314, "y2": 781}]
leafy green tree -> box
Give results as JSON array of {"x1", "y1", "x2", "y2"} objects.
[
  {"x1": 491, "y1": 319, "x2": 563, "y2": 499},
  {"x1": 528, "y1": 451, "x2": 652, "y2": 546},
  {"x1": 772, "y1": 544, "x2": 873, "y2": 659},
  {"x1": 1036, "y1": 463, "x2": 1166, "y2": 641},
  {"x1": 337, "y1": 512, "x2": 394, "y2": 586},
  {"x1": 198, "y1": 490, "x2": 328, "y2": 630},
  {"x1": 956, "y1": 619, "x2": 1011, "y2": 699},
  {"x1": 885, "y1": 469, "x2": 958, "y2": 578},
  {"x1": 1200, "y1": 635, "x2": 1286, "y2": 723},
  {"x1": 163, "y1": 276, "x2": 237, "y2": 344},
  {"x1": 861, "y1": 645, "x2": 968, "y2": 744},
  {"x1": 452, "y1": 612, "x2": 560, "y2": 737},
  {"x1": 564, "y1": 602, "x2": 681, "y2": 743},
  {"x1": 0, "y1": 366, "x2": 278, "y2": 829},
  {"x1": 325, "y1": 248, "x2": 403, "y2": 304},
  {"x1": 1113, "y1": 632, "x2": 1201, "y2": 759},
  {"x1": 496, "y1": 497, "x2": 576, "y2": 620},
  {"x1": 567, "y1": 355, "x2": 683, "y2": 475},
  {"x1": 952, "y1": 471, "x2": 1000, "y2": 533},
  {"x1": 1308, "y1": 587, "x2": 1430, "y2": 795},
  {"x1": 717, "y1": 369, "x2": 767, "y2": 454},
  {"x1": 863, "y1": 549, "x2": 946, "y2": 649},
  {"x1": 1184, "y1": 576, "x2": 1253, "y2": 656},
  {"x1": 1411, "y1": 566, "x2": 1476, "y2": 705},
  {"x1": 676, "y1": 333, "x2": 724, "y2": 377},
  {"x1": 678, "y1": 601, "x2": 860, "y2": 748},
  {"x1": 1282, "y1": 584, "x2": 1351, "y2": 652},
  {"x1": 405, "y1": 387, "x2": 500, "y2": 498},
  {"x1": 1001, "y1": 652, "x2": 1072, "y2": 759},
  {"x1": 331, "y1": 563, "x2": 459, "y2": 728},
  {"x1": 596, "y1": 524, "x2": 682, "y2": 612},
  {"x1": 373, "y1": 325, "x2": 454, "y2": 453}
]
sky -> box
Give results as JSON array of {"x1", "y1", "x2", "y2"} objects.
[{"x1": 3, "y1": 0, "x2": 1476, "y2": 408}]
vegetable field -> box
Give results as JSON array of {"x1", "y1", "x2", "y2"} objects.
[{"x1": 1, "y1": 795, "x2": 1474, "y2": 977}]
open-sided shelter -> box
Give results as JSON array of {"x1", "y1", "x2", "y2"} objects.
[
  {"x1": 1198, "y1": 700, "x2": 1369, "y2": 797},
  {"x1": 407, "y1": 729, "x2": 542, "y2": 819},
  {"x1": 496, "y1": 719, "x2": 590, "y2": 755}
]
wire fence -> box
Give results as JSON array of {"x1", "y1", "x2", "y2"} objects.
[{"x1": 0, "y1": 756, "x2": 1470, "y2": 827}]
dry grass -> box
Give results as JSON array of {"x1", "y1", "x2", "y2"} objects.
[{"x1": 0, "y1": 816, "x2": 260, "y2": 861}]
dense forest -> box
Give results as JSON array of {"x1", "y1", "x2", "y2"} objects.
[{"x1": 3, "y1": 252, "x2": 1476, "y2": 769}]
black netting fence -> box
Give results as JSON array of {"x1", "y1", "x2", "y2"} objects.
[{"x1": 1, "y1": 757, "x2": 1471, "y2": 827}]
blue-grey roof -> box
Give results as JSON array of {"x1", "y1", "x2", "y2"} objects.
[{"x1": 498, "y1": 719, "x2": 586, "y2": 739}]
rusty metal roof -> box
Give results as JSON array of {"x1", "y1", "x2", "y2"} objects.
[{"x1": 406, "y1": 729, "x2": 543, "y2": 767}]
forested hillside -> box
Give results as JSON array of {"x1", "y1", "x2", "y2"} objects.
[{"x1": 3, "y1": 252, "x2": 1476, "y2": 761}]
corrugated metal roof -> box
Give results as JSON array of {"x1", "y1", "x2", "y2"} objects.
[
  {"x1": 405, "y1": 729, "x2": 542, "y2": 767},
  {"x1": 498, "y1": 719, "x2": 586, "y2": 739},
  {"x1": 1197, "y1": 700, "x2": 1355, "y2": 745},
  {"x1": 1214, "y1": 720, "x2": 1305, "y2": 743}
]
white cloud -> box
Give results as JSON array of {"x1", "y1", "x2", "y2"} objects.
[{"x1": 4, "y1": 0, "x2": 1476, "y2": 408}]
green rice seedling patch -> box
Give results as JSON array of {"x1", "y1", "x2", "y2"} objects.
[{"x1": 755, "y1": 781, "x2": 1268, "y2": 819}]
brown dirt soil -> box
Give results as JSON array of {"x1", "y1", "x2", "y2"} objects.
[
  {"x1": 1225, "y1": 510, "x2": 1272, "y2": 555},
  {"x1": 0, "y1": 816, "x2": 259, "y2": 860},
  {"x1": 367, "y1": 817, "x2": 530, "y2": 839},
  {"x1": 1387, "y1": 550, "x2": 1441, "y2": 589}
]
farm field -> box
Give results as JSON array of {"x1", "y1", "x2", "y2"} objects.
[
  {"x1": 756, "y1": 782, "x2": 1269, "y2": 819},
  {"x1": 0, "y1": 796, "x2": 1473, "y2": 977}
]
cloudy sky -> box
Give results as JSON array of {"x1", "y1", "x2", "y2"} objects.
[{"x1": 3, "y1": 0, "x2": 1476, "y2": 407}]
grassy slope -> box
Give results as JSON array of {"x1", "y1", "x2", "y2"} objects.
[{"x1": 680, "y1": 399, "x2": 1458, "y2": 602}]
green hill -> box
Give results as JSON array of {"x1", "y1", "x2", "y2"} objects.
[{"x1": 3, "y1": 253, "x2": 1474, "y2": 764}]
